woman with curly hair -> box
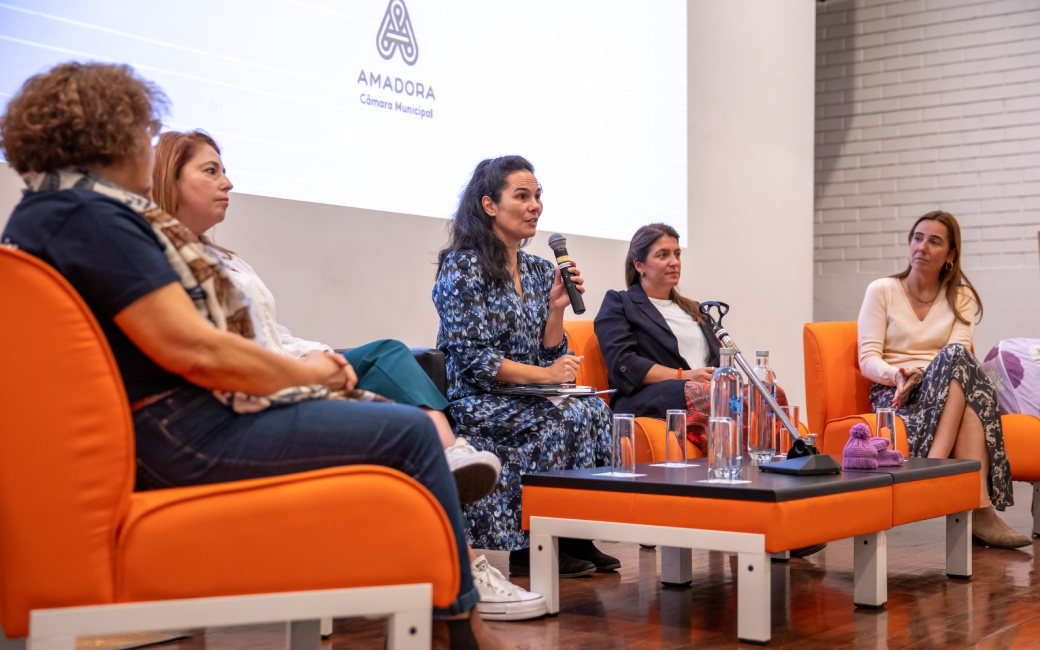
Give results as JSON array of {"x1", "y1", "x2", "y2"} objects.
[{"x1": 0, "y1": 62, "x2": 518, "y2": 646}]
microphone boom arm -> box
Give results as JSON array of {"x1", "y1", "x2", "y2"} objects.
[{"x1": 698, "y1": 301, "x2": 801, "y2": 446}]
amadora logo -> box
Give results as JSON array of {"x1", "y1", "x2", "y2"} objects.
[{"x1": 376, "y1": 0, "x2": 418, "y2": 65}]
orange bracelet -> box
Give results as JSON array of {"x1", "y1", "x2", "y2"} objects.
[{"x1": 677, "y1": 367, "x2": 683, "y2": 380}]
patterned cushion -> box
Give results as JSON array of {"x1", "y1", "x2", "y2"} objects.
[{"x1": 981, "y1": 338, "x2": 1040, "y2": 418}]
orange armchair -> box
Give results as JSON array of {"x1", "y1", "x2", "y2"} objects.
[
  {"x1": 564, "y1": 321, "x2": 703, "y2": 461},
  {"x1": 804, "y1": 321, "x2": 1040, "y2": 535},
  {"x1": 0, "y1": 247, "x2": 459, "y2": 648}
]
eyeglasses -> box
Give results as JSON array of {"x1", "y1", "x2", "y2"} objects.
[{"x1": 147, "y1": 120, "x2": 162, "y2": 147}]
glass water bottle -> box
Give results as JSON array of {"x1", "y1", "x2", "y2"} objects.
[
  {"x1": 709, "y1": 348, "x2": 743, "y2": 479},
  {"x1": 748, "y1": 351, "x2": 777, "y2": 463}
]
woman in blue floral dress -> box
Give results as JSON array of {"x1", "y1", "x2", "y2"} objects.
[{"x1": 433, "y1": 155, "x2": 615, "y2": 579}]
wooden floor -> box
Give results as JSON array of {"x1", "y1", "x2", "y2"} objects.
[{"x1": 111, "y1": 482, "x2": 1040, "y2": 649}]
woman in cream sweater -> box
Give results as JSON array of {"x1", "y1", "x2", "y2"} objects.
[{"x1": 858, "y1": 211, "x2": 1027, "y2": 549}]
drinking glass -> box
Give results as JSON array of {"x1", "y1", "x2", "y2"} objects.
[
  {"x1": 775, "y1": 405, "x2": 800, "y2": 459},
  {"x1": 612, "y1": 413, "x2": 636, "y2": 471},
  {"x1": 663, "y1": 409, "x2": 688, "y2": 466},
  {"x1": 708, "y1": 416, "x2": 741, "y2": 480},
  {"x1": 876, "y1": 408, "x2": 898, "y2": 455}
]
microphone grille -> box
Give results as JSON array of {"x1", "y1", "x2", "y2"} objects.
[{"x1": 547, "y1": 233, "x2": 567, "y2": 250}]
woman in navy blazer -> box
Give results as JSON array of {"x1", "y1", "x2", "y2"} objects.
[{"x1": 594, "y1": 223, "x2": 790, "y2": 455}]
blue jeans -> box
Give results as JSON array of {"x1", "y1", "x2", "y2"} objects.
[{"x1": 133, "y1": 385, "x2": 478, "y2": 617}]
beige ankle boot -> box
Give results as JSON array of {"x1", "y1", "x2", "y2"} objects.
[{"x1": 972, "y1": 506, "x2": 1032, "y2": 549}]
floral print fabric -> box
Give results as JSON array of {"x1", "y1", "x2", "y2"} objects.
[
  {"x1": 981, "y1": 338, "x2": 1040, "y2": 418},
  {"x1": 434, "y1": 249, "x2": 612, "y2": 550},
  {"x1": 684, "y1": 382, "x2": 789, "y2": 456},
  {"x1": 869, "y1": 343, "x2": 1013, "y2": 510}
]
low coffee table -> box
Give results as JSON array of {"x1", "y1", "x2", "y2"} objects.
[{"x1": 521, "y1": 457, "x2": 980, "y2": 644}]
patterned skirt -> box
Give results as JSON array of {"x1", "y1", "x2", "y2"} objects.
[
  {"x1": 450, "y1": 393, "x2": 613, "y2": 551},
  {"x1": 684, "y1": 383, "x2": 789, "y2": 456},
  {"x1": 869, "y1": 343, "x2": 1013, "y2": 510}
]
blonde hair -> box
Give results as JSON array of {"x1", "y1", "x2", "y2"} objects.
[{"x1": 151, "y1": 129, "x2": 233, "y2": 256}]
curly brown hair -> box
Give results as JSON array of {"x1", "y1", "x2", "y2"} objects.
[{"x1": 0, "y1": 62, "x2": 168, "y2": 173}]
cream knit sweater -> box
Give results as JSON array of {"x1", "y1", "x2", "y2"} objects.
[{"x1": 857, "y1": 277, "x2": 975, "y2": 386}]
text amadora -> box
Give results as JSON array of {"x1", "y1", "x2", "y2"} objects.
[{"x1": 357, "y1": 70, "x2": 435, "y2": 100}]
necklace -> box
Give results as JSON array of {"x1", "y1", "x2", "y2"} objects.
[{"x1": 904, "y1": 278, "x2": 939, "y2": 305}]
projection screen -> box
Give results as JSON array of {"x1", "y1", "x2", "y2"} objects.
[{"x1": 0, "y1": 0, "x2": 687, "y2": 243}]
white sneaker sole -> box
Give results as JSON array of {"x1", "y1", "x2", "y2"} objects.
[
  {"x1": 450, "y1": 452, "x2": 501, "y2": 504},
  {"x1": 477, "y1": 596, "x2": 547, "y2": 621}
]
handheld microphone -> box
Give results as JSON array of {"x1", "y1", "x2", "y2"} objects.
[{"x1": 547, "y1": 233, "x2": 586, "y2": 315}]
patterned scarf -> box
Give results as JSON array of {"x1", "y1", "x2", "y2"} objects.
[{"x1": 25, "y1": 169, "x2": 387, "y2": 412}]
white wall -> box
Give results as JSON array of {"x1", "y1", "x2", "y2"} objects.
[
  {"x1": 1, "y1": 0, "x2": 817, "y2": 411},
  {"x1": 688, "y1": 0, "x2": 817, "y2": 410},
  {"x1": 814, "y1": 0, "x2": 1040, "y2": 354}
]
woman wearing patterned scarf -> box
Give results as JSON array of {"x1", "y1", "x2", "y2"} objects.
[
  {"x1": 0, "y1": 61, "x2": 518, "y2": 643},
  {"x1": 150, "y1": 130, "x2": 546, "y2": 622},
  {"x1": 151, "y1": 129, "x2": 502, "y2": 506}
]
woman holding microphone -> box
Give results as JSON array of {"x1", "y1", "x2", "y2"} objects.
[{"x1": 433, "y1": 156, "x2": 615, "y2": 579}]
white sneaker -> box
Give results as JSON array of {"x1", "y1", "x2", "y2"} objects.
[
  {"x1": 444, "y1": 438, "x2": 501, "y2": 504},
  {"x1": 472, "y1": 555, "x2": 546, "y2": 621}
]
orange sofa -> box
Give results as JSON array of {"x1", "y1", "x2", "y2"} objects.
[
  {"x1": 0, "y1": 247, "x2": 459, "y2": 647},
  {"x1": 564, "y1": 320, "x2": 810, "y2": 463},
  {"x1": 804, "y1": 321, "x2": 1040, "y2": 535},
  {"x1": 564, "y1": 320, "x2": 703, "y2": 461}
]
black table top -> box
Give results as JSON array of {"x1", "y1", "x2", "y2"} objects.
[{"x1": 521, "y1": 456, "x2": 980, "y2": 503}]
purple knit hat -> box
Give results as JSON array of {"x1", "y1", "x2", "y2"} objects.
[
  {"x1": 843, "y1": 423, "x2": 878, "y2": 469},
  {"x1": 870, "y1": 436, "x2": 904, "y2": 466}
]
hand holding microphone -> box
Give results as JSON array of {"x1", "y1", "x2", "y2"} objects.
[{"x1": 547, "y1": 233, "x2": 586, "y2": 315}]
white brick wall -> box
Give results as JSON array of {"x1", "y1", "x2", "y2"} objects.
[{"x1": 815, "y1": 0, "x2": 1040, "y2": 276}]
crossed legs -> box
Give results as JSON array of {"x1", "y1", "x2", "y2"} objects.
[
  {"x1": 927, "y1": 379, "x2": 1030, "y2": 548},
  {"x1": 927, "y1": 378, "x2": 990, "y2": 506}
]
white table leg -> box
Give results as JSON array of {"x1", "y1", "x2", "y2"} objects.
[
  {"x1": 853, "y1": 531, "x2": 887, "y2": 608},
  {"x1": 287, "y1": 620, "x2": 320, "y2": 650},
  {"x1": 946, "y1": 510, "x2": 972, "y2": 579},
  {"x1": 386, "y1": 608, "x2": 429, "y2": 650},
  {"x1": 530, "y1": 533, "x2": 559, "y2": 615},
  {"x1": 319, "y1": 617, "x2": 332, "y2": 638},
  {"x1": 660, "y1": 546, "x2": 693, "y2": 585},
  {"x1": 736, "y1": 551, "x2": 770, "y2": 644},
  {"x1": 1033, "y1": 483, "x2": 1040, "y2": 538}
]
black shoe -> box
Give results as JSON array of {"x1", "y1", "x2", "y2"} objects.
[
  {"x1": 790, "y1": 542, "x2": 827, "y2": 558},
  {"x1": 559, "y1": 538, "x2": 621, "y2": 572},
  {"x1": 508, "y1": 547, "x2": 596, "y2": 578}
]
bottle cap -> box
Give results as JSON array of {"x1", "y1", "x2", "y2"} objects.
[
  {"x1": 756, "y1": 351, "x2": 769, "y2": 357},
  {"x1": 720, "y1": 348, "x2": 736, "y2": 356}
]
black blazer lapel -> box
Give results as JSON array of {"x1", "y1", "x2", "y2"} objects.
[{"x1": 628, "y1": 284, "x2": 683, "y2": 362}]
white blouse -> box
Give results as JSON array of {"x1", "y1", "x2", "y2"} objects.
[
  {"x1": 648, "y1": 297, "x2": 710, "y2": 369},
  {"x1": 214, "y1": 250, "x2": 332, "y2": 359}
]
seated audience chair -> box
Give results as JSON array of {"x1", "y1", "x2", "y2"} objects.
[
  {"x1": 0, "y1": 246, "x2": 459, "y2": 649},
  {"x1": 803, "y1": 321, "x2": 1040, "y2": 537}
]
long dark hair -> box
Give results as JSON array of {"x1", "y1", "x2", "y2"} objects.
[
  {"x1": 625, "y1": 223, "x2": 703, "y2": 323},
  {"x1": 437, "y1": 155, "x2": 535, "y2": 284},
  {"x1": 890, "y1": 211, "x2": 982, "y2": 325}
]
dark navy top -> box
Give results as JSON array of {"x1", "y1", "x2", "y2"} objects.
[{"x1": 3, "y1": 189, "x2": 187, "y2": 402}]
